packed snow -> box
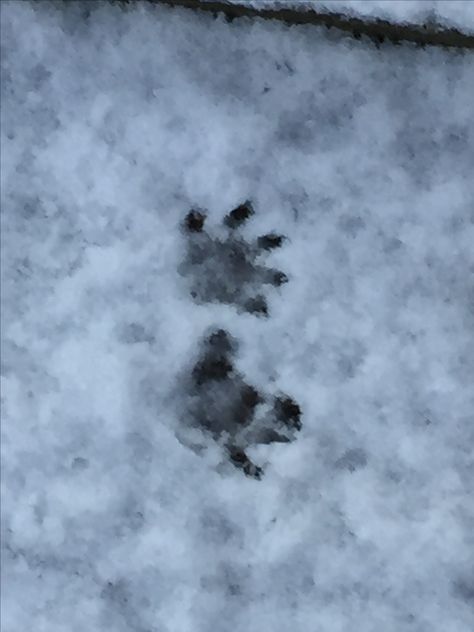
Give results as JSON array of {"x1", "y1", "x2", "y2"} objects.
[{"x1": 2, "y1": 1, "x2": 474, "y2": 631}]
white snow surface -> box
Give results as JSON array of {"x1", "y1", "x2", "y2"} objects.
[
  {"x1": 218, "y1": 0, "x2": 474, "y2": 33},
  {"x1": 2, "y1": 1, "x2": 474, "y2": 631}
]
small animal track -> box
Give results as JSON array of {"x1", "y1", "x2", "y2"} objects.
[
  {"x1": 186, "y1": 328, "x2": 302, "y2": 479},
  {"x1": 178, "y1": 201, "x2": 301, "y2": 478},
  {"x1": 179, "y1": 201, "x2": 288, "y2": 316}
]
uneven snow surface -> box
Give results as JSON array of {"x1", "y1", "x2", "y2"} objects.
[{"x1": 2, "y1": 2, "x2": 474, "y2": 631}]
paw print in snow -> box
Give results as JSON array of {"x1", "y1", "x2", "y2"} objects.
[
  {"x1": 186, "y1": 328, "x2": 302, "y2": 479},
  {"x1": 180, "y1": 201, "x2": 289, "y2": 316}
]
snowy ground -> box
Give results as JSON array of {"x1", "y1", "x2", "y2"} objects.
[
  {"x1": 2, "y1": 1, "x2": 474, "y2": 631},
  {"x1": 220, "y1": 0, "x2": 474, "y2": 33}
]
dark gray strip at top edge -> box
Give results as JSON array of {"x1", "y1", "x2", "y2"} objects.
[{"x1": 132, "y1": 0, "x2": 474, "y2": 49}]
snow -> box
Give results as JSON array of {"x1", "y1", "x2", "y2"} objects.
[
  {"x1": 219, "y1": 0, "x2": 474, "y2": 33},
  {"x1": 2, "y1": 1, "x2": 474, "y2": 631}
]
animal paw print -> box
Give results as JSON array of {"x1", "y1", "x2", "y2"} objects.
[
  {"x1": 187, "y1": 328, "x2": 302, "y2": 479},
  {"x1": 180, "y1": 201, "x2": 288, "y2": 316}
]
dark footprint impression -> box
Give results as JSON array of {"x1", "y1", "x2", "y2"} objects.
[
  {"x1": 185, "y1": 328, "x2": 302, "y2": 479},
  {"x1": 179, "y1": 201, "x2": 289, "y2": 316}
]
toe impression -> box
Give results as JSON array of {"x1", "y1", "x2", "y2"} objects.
[
  {"x1": 274, "y1": 396, "x2": 302, "y2": 431},
  {"x1": 257, "y1": 233, "x2": 285, "y2": 251},
  {"x1": 185, "y1": 209, "x2": 206, "y2": 233},
  {"x1": 244, "y1": 295, "x2": 269, "y2": 317},
  {"x1": 224, "y1": 201, "x2": 254, "y2": 229}
]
